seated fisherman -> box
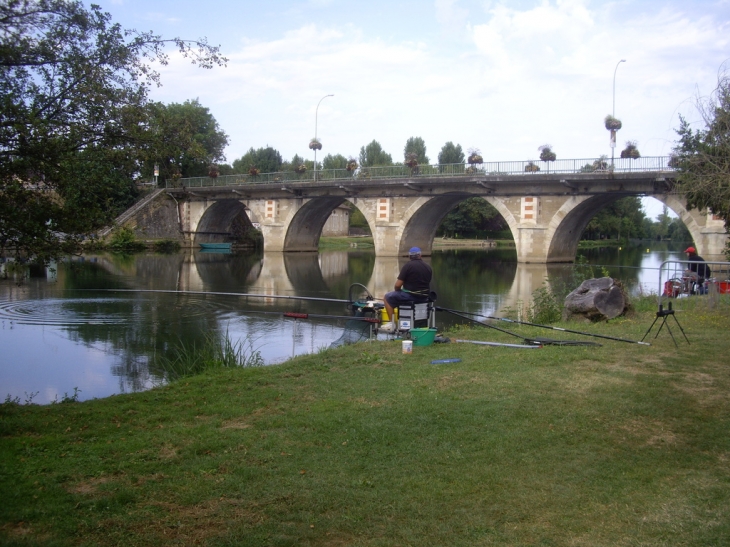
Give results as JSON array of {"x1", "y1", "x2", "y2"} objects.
[
  {"x1": 380, "y1": 247, "x2": 432, "y2": 333},
  {"x1": 684, "y1": 246, "x2": 711, "y2": 295}
]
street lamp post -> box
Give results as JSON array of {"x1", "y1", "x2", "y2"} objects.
[
  {"x1": 313, "y1": 94, "x2": 333, "y2": 180},
  {"x1": 611, "y1": 59, "x2": 626, "y2": 166}
]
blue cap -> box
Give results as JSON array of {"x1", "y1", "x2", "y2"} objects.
[{"x1": 409, "y1": 247, "x2": 421, "y2": 255}]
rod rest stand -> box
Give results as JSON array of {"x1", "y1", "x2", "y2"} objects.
[{"x1": 641, "y1": 301, "x2": 690, "y2": 348}]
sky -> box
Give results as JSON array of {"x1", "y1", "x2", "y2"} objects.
[{"x1": 96, "y1": 0, "x2": 729, "y2": 219}]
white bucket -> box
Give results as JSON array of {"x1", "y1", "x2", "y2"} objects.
[{"x1": 402, "y1": 340, "x2": 413, "y2": 354}]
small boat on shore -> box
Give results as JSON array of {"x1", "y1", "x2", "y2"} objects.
[{"x1": 199, "y1": 242, "x2": 232, "y2": 252}]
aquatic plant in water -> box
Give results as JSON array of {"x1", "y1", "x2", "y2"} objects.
[{"x1": 155, "y1": 331, "x2": 264, "y2": 380}]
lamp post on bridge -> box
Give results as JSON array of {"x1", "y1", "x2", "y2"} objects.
[
  {"x1": 312, "y1": 94, "x2": 333, "y2": 181},
  {"x1": 611, "y1": 59, "x2": 626, "y2": 167}
]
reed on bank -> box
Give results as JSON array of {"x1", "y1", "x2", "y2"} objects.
[{"x1": 2, "y1": 304, "x2": 730, "y2": 546}]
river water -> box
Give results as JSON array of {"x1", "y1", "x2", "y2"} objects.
[{"x1": 0, "y1": 243, "x2": 688, "y2": 404}]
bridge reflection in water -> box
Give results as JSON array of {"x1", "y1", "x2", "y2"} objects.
[{"x1": 0, "y1": 247, "x2": 667, "y2": 404}]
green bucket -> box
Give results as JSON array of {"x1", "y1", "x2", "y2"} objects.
[{"x1": 411, "y1": 327, "x2": 437, "y2": 347}]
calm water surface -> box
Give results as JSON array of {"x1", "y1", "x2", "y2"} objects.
[{"x1": 0, "y1": 243, "x2": 688, "y2": 403}]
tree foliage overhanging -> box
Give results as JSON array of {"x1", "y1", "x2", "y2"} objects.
[
  {"x1": 672, "y1": 65, "x2": 730, "y2": 225},
  {"x1": 0, "y1": 0, "x2": 226, "y2": 261}
]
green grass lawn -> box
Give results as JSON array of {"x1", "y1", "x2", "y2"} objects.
[{"x1": 2, "y1": 304, "x2": 730, "y2": 546}]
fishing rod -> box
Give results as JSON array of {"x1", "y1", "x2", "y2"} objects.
[
  {"x1": 82, "y1": 288, "x2": 353, "y2": 305},
  {"x1": 439, "y1": 307, "x2": 537, "y2": 343},
  {"x1": 76, "y1": 288, "x2": 385, "y2": 324},
  {"x1": 453, "y1": 339, "x2": 542, "y2": 349},
  {"x1": 438, "y1": 307, "x2": 600, "y2": 347},
  {"x1": 436, "y1": 306, "x2": 650, "y2": 346}
]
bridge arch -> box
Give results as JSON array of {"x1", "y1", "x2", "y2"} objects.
[
  {"x1": 398, "y1": 194, "x2": 465, "y2": 255},
  {"x1": 546, "y1": 195, "x2": 616, "y2": 263},
  {"x1": 397, "y1": 194, "x2": 522, "y2": 256},
  {"x1": 649, "y1": 195, "x2": 723, "y2": 256},
  {"x1": 194, "y1": 199, "x2": 254, "y2": 245},
  {"x1": 282, "y1": 197, "x2": 347, "y2": 252}
]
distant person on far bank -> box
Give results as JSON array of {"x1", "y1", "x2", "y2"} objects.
[
  {"x1": 380, "y1": 247, "x2": 432, "y2": 333},
  {"x1": 684, "y1": 246, "x2": 711, "y2": 295}
]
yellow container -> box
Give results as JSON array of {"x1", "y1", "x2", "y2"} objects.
[{"x1": 380, "y1": 308, "x2": 397, "y2": 322}]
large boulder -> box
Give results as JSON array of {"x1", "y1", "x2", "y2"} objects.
[{"x1": 563, "y1": 277, "x2": 629, "y2": 322}]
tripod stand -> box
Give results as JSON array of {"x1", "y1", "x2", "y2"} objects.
[{"x1": 641, "y1": 302, "x2": 689, "y2": 348}]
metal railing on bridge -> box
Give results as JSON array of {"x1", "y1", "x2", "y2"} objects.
[{"x1": 168, "y1": 156, "x2": 674, "y2": 189}]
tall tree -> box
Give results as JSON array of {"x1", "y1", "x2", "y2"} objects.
[
  {"x1": 672, "y1": 66, "x2": 730, "y2": 224},
  {"x1": 142, "y1": 99, "x2": 228, "y2": 182},
  {"x1": 404, "y1": 136, "x2": 429, "y2": 164},
  {"x1": 322, "y1": 153, "x2": 349, "y2": 170},
  {"x1": 438, "y1": 142, "x2": 465, "y2": 165},
  {"x1": 0, "y1": 0, "x2": 226, "y2": 261},
  {"x1": 232, "y1": 147, "x2": 283, "y2": 174},
  {"x1": 358, "y1": 140, "x2": 393, "y2": 167}
]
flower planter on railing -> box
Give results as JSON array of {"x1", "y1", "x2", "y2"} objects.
[{"x1": 620, "y1": 141, "x2": 640, "y2": 159}]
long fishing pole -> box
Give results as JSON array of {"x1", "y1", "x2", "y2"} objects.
[
  {"x1": 82, "y1": 288, "x2": 353, "y2": 304},
  {"x1": 453, "y1": 339, "x2": 542, "y2": 349},
  {"x1": 77, "y1": 289, "x2": 384, "y2": 324},
  {"x1": 438, "y1": 307, "x2": 600, "y2": 347},
  {"x1": 439, "y1": 307, "x2": 536, "y2": 342},
  {"x1": 436, "y1": 306, "x2": 650, "y2": 346}
]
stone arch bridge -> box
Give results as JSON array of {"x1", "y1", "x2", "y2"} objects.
[{"x1": 120, "y1": 160, "x2": 728, "y2": 263}]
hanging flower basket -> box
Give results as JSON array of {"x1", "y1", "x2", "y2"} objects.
[
  {"x1": 309, "y1": 138, "x2": 322, "y2": 151},
  {"x1": 346, "y1": 160, "x2": 358, "y2": 172},
  {"x1": 604, "y1": 115, "x2": 622, "y2": 131},
  {"x1": 468, "y1": 154, "x2": 483, "y2": 165},
  {"x1": 620, "y1": 141, "x2": 640, "y2": 159},
  {"x1": 538, "y1": 144, "x2": 556, "y2": 162},
  {"x1": 208, "y1": 165, "x2": 220, "y2": 178},
  {"x1": 248, "y1": 167, "x2": 260, "y2": 176},
  {"x1": 404, "y1": 152, "x2": 418, "y2": 169},
  {"x1": 294, "y1": 164, "x2": 307, "y2": 174},
  {"x1": 524, "y1": 161, "x2": 540, "y2": 172}
]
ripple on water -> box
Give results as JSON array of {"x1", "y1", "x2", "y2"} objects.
[{"x1": 0, "y1": 295, "x2": 228, "y2": 326}]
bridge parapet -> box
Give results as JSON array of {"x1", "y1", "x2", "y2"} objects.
[{"x1": 170, "y1": 156, "x2": 674, "y2": 189}]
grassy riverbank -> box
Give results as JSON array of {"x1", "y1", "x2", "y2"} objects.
[
  {"x1": 318, "y1": 236, "x2": 374, "y2": 250},
  {"x1": 3, "y1": 303, "x2": 730, "y2": 546}
]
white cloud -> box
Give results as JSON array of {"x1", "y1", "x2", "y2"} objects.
[
  {"x1": 434, "y1": 0, "x2": 470, "y2": 30},
  {"x1": 146, "y1": 0, "x2": 729, "y2": 164}
]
